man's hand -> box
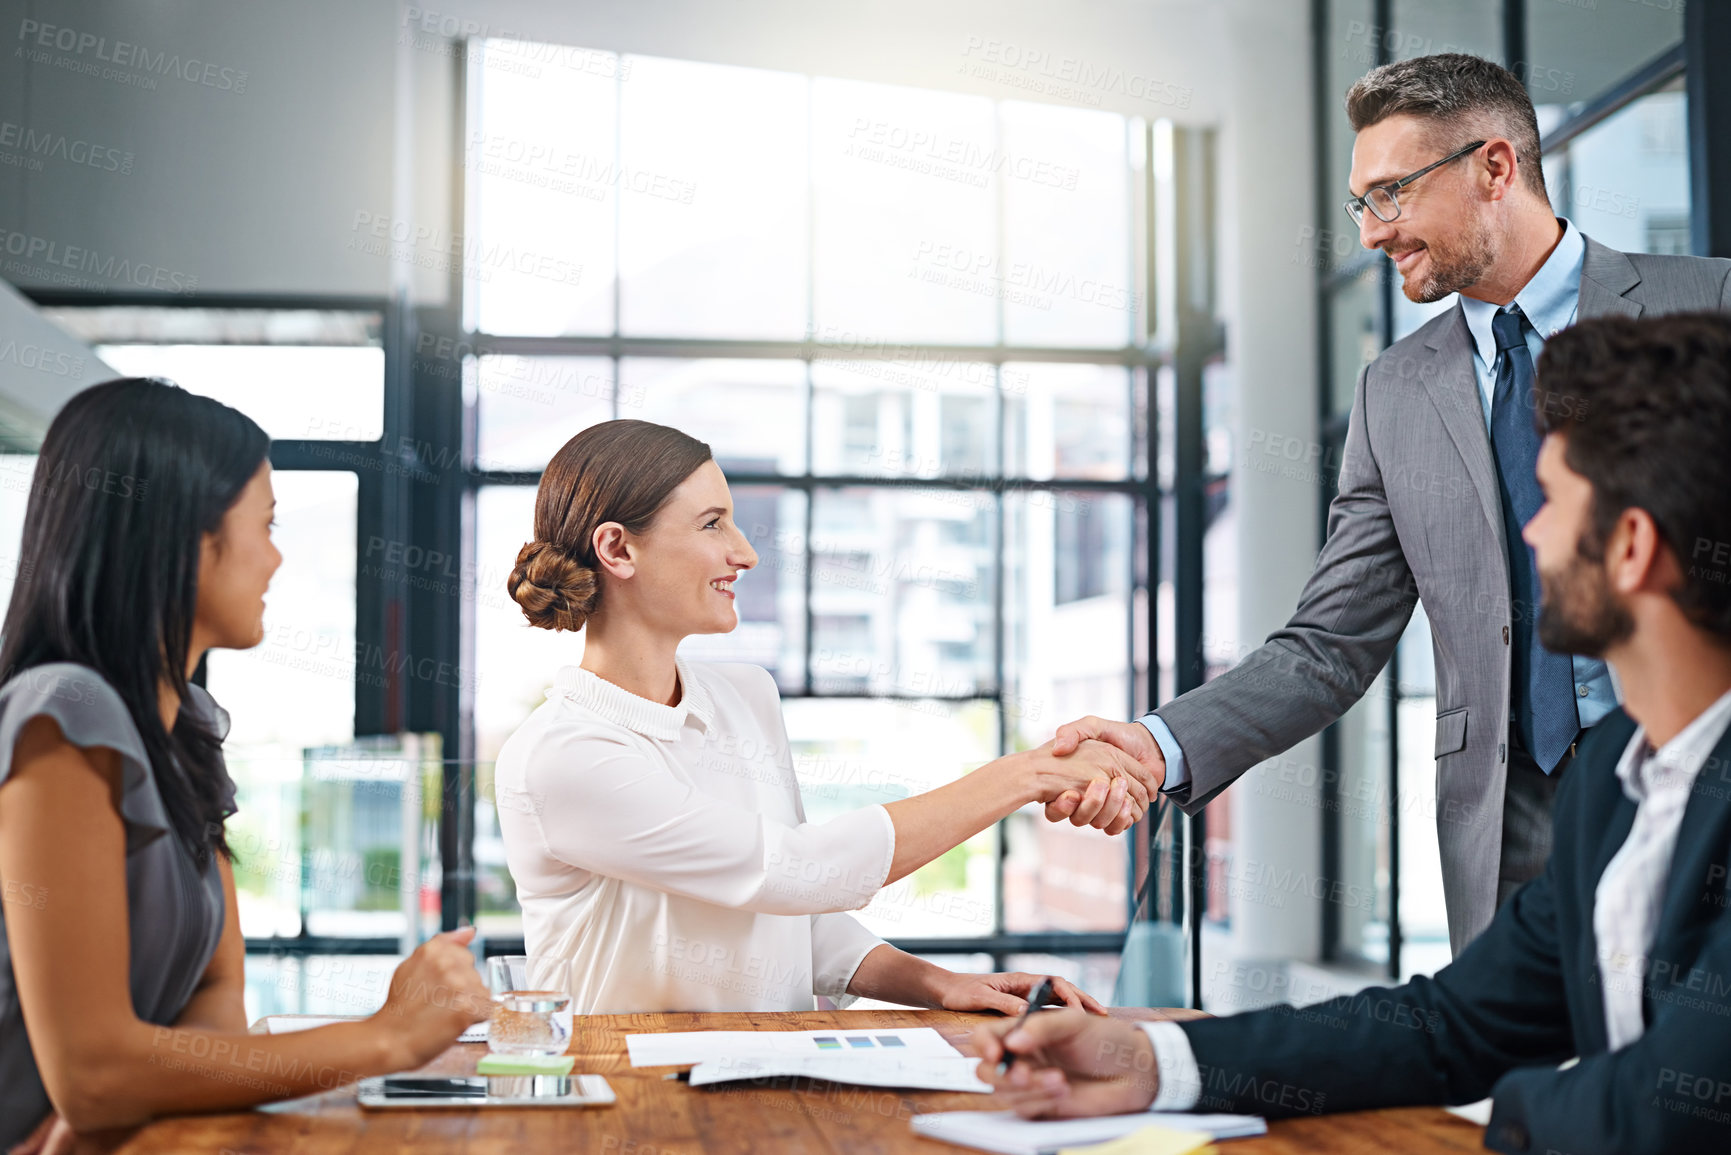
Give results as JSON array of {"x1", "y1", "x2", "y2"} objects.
[
  {"x1": 971, "y1": 1009, "x2": 1160, "y2": 1119},
  {"x1": 1047, "y1": 717, "x2": 1166, "y2": 824},
  {"x1": 1021, "y1": 740, "x2": 1149, "y2": 836}
]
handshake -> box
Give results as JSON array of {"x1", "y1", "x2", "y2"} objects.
[{"x1": 1020, "y1": 716, "x2": 1171, "y2": 838}]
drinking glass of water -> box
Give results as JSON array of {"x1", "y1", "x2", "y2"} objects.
[{"x1": 486, "y1": 955, "x2": 572, "y2": 1055}]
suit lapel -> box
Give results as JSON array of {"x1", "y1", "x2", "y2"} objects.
[
  {"x1": 1414, "y1": 238, "x2": 1644, "y2": 580},
  {"x1": 1574, "y1": 712, "x2": 1638, "y2": 1056},
  {"x1": 1578, "y1": 237, "x2": 1644, "y2": 321},
  {"x1": 1420, "y1": 309, "x2": 1506, "y2": 543}
]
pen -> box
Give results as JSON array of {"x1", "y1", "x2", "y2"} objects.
[{"x1": 996, "y1": 975, "x2": 1055, "y2": 1076}]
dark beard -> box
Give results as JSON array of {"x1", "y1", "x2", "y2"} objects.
[
  {"x1": 1536, "y1": 545, "x2": 1633, "y2": 658},
  {"x1": 1398, "y1": 218, "x2": 1496, "y2": 303}
]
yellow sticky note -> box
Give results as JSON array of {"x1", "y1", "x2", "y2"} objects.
[{"x1": 1057, "y1": 1124, "x2": 1217, "y2": 1155}]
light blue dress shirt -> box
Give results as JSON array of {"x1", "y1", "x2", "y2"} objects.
[
  {"x1": 1455, "y1": 219, "x2": 1616, "y2": 732},
  {"x1": 1146, "y1": 219, "x2": 1614, "y2": 792}
]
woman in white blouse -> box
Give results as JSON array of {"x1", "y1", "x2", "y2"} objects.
[{"x1": 496, "y1": 420, "x2": 1155, "y2": 1016}]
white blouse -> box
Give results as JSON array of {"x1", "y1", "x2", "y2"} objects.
[{"x1": 494, "y1": 657, "x2": 895, "y2": 1013}]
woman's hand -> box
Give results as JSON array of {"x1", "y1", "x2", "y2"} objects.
[
  {"x1": 4, "y1": 1114, "x2": 124, "y2": 1155},
  {"x1": 1049, "y1": 717, "x2": 1167, "y2": 828},
  {"x1": 7, "y1": 1114, "x2": 76, "y2": 1155},
  {"x1": 1021, "y1": 739, "x2": 1153, "y2": 836},
  {"x1": 370, "y1": 926, "x2": 493, "y2": 1068},
  {"x1": 933, "y1": 971, "x2": 1107, "y2": 1017}
]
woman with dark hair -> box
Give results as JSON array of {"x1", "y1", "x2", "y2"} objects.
[
  {"x1": 497, "y1": 419, "x2": 1157, "y2": 1016},
  {"x1": 0, "y1": 379, "x2": 490, "y2": 1150}
]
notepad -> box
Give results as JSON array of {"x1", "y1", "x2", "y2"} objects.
[{"x1": 910, "y1": 1109, "x2": 1265, "y2": 1155}]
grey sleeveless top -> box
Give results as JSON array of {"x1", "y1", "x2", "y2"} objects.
[{"x1": 0, "y1": 663, "x2": 237, "y2": 1146}]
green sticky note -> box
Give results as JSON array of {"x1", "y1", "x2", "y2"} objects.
[{"x1": 476, "y1": 1053, "x2": 576, "y2": 1076}]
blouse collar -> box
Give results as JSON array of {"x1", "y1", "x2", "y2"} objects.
[{"x1": 549, "y1": 655, "x2": 714, "y2": 741}]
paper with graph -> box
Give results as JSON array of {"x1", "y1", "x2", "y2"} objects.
[
  {"x1": 626, "y1": 1025, "x2": 961, "y2": 1068},
  {"x1": 686, "y1": 1051, "x2": 993, "y2": 1093}
]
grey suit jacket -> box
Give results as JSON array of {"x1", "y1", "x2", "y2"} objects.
[{"x1": 1155, "y1": 237, "x2": 1731, "y2": 953}]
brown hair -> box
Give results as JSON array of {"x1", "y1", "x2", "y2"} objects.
[
  {"x1": 507, "y1": 420, "x2": 714, "y2": 632},
  {"x1": 1345, "y1": 53, "x2": 1548, "y2": 199},
  {"x1": 1536, "y1": 313, "x2": 1731, "y2": 641}
]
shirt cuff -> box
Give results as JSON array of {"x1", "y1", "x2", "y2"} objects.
[
  {"x1": 1138, "y1": 715, "x2": 1191, "y2": 793},
  {"x1": 1138, "y1": 1020, "x2": 1202, "y2": 1111},
  {"x1": 860, "y1": 802, "x2": 897, "y2": 896},
  {"x1": 809, "y1": 913, "x2": 885, "y2": 1004}
]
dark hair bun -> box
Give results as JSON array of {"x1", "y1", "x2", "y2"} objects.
[{"x1": 508, "y1": 540, "x2": 599, "y2": 632}]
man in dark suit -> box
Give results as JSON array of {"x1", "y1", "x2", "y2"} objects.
[
  {"x1": 977, "y1": 312, "x2": 1731, "y2": 1155},
  {"x1": 1051, "y1": 53, "x2": 1731, "y2": 953}
]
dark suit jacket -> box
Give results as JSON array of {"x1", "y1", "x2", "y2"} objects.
[{"x1": 1176, "y1": 706, "x2": 1731, "y2": 1154}]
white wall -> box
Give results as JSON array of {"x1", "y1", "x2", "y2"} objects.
[
  {"x1": 399, "y1": 0, "x2": 1231, "y2": 120},
  {"x1": 1198, "y1": 0, "x2": 1325, "y2": 983},
  {"x1": 0, "y1": 0, "x2": 398, "y2": 297}
]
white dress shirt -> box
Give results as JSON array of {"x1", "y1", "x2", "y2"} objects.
[
  {"x1": 494, "y1": 657, "x2": 894, "y2": 1013},
  {"x1": 1140, "y1": 686, "x2": 1731, "y2": 1107},
  {"x1": 1593, "y1": 686, "x2": 1731, "y2": 1049}
]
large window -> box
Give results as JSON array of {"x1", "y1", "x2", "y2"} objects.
[
  {"x1": 39, "y1": 306, "x2": 412, "y2": 1017},
  {"x1": 460, "y1": 42, "x2": 1170, "y2": 981},
  {"x1": 1524, "y1": 0, "x2": 1683, "y2": 114},
  {"x1": 93, "y1": 342, "x2": 384, "y2": 441},
  {"x1": 1545, "y1": 81, "x2": 1689, "y2": 257}
]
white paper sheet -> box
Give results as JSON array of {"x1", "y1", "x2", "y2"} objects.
[
  {"x1": 626, "y1": 1026, "x2": 959, "y2": 1067},
  {"x1": 910, "y1": 1109, "x2": 1267, "y2": 1155},
  {"x1": 686, "y1": 1053, "x2": 993, "y2": 1093}
]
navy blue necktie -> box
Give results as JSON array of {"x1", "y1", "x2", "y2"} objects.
[{"x1": 1490, "y1": 306, "x2": 1577, "y2": 772}]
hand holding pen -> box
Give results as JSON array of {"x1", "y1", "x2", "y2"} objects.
[{"x1": 996, "y1": 975, "x2": 1057, "y2": 1075}]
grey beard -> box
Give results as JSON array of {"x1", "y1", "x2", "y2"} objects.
[{"x1": 1400, "y1": 224, "x2": 1497, "y2": 303}]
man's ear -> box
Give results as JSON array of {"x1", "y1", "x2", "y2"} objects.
[
  {"x1": 1608, "y1": 507, "x2": 1667, "y2": 596},
  {"x1": 1480, "y1": 137, "x2": 1519, "y2": 202},
  {"x1": 592, "y1": 522, "x2": 634, "y2": 581}
]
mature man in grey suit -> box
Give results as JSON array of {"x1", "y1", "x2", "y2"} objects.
[{"x1": 1055, "y1": 53, "x2": 1731, "y2": 953}]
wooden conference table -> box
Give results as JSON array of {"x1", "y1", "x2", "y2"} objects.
[{"x1": 103, "y1": 1008, "x2": 1486, "y2": 1154}]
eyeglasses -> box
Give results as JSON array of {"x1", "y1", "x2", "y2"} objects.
[{"x1": 1343, "y1": 140, "x2": 1486, "y2": 226}]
